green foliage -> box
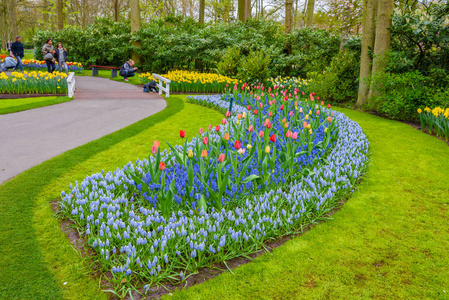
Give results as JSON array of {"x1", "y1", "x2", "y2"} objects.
[
  {"x1": 286, "y1": 27, "x2": 341, "y2": 78},
  {"x1": 32, "y1": 18, "x2": 132, "y2": 67},
  {"x1": 366, "y1": 70, "x2": 447, "y2": 120},
  {"x1": 217, "y1": 46, "x2": 241, "y2": 77},
  {"x1": 237, "y1": 50, "x2": 271, "y2": 84},
  {"x1": 391, "y1": 2, "x2": 449, "y2": 76},
  {"x1": 310, "y1": 49, "x2": 360, "y2": 104}
]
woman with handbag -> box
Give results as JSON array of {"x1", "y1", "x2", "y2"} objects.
[{"x1": 42, "y1": 38, "x2": 56, "y2": 73}]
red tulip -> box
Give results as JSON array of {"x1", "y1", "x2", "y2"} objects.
[
  {"x1": 234, "y1": 140, "x2": 241, "y2": 150},
  {"x1": 328, "y1": 104, "x2": 331, "y2": 109},
  {"x1": 280, "y1": 105, "x2": 284, "y2": 110},
  {"x1": 312, "y1": 92, "x2": 315, "y2": 96},
  {"x1": 270, "y1": 134, "x2": 276, "y2": 143},
  {"x1": 247, "y1": 105, "x2": 251, "y2": 111},
  {"x1": 254, "y1": 109, "x2": 258, "y2": 115},
  {"x1": 218, "y1": 153, "x2": 225, "y2": 163},
  {"x1": 215, "y1": 125, "x2": 220, "y2": 132},
  {"x1": 180, "y1": 130, "x2": 185, "y2": 138},
  {"x1": 203, "y1": 137, "x2": 209, "y2": 145},
  {"x1": 159, "y1": 162, "x2": 166, "y2": 171},
  {"x1": 268, "y1": 111, "x2": 273, "y2": 117}
]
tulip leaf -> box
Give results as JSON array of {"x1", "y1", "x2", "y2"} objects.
[{"x1": 242, "y1": 174, "x2": 260, "y2": 184}]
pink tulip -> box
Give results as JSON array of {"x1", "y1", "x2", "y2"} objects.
[
  {"x1": 218, "y1": 153, "x2": 225, "y2": 163},
  {"x1": 268, "y1": 111, "x2": 273, "y2": 117},
  {"x1": 199, "y1": 127, "x2": 203, "y2": 134},
  {"x1": 226, "y1": 111, "x2": 231, "y2": 117},
  {"x1": 312, "y1": 92, "x2": 315, "y2": 96},
  {"x1": 302, "y1": 91, "x2": 305, "y2": 95},
  {"x1": 259, "y1": 103, "x2": 263, "y2": 109},
  {"x1": 151, "y1": 145, "x2": 157, "y2": 154},
  {"x1": 258, "y1": 131, "x2": 264, "y2": 138},
  {"x1": 222, "y1": 118, "x2": 227, "y2": 125},
  {"x1": 286, "y1": 130, "x2": 292, "y2": 138},
  {"x1": 248, "y1": 125, "x2": 253, "y2": 132},
  {"x1": 289, "y1": 111, "x2": 293, "y2": 117},
  {"x1": 292, "y1": 132, "x2": 298, "y2": 140},
  {"x1": 303, "y1": 121, "x2": 308, "y2": 128},
  {"x1": 317, "y1": 110, "x2": 320, "y2": 115},
  {"x1": 208, "y1": 124, "x2": 213, "y2": 131},
  {"x1": 203, "y1": 137, "x2": 209, "y2": 145}
]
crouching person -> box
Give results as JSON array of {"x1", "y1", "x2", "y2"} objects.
[
  {"x1": 119, "y1": 59, "x2": 137, "y2": 82},
  {"x1": 0, "y1": 55, "x2": 17, "y2": 72}
]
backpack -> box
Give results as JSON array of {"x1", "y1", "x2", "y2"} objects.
[{"x1": 119, "y1": 64, "x2": 126, "y2": 77}]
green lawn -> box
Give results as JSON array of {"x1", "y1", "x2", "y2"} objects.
[
  {"x1": 166, "y1": 107, "x2": 449, "y2": 299},
  {"x1": 0, "y1": 95, "x2": 224, "y2": 299},
  {"x1": 0, "y1": 96, "x2": 71, "y2": 115},
  {"x1": 1, "y1": 91, "x2": 448, "y2": 299}
]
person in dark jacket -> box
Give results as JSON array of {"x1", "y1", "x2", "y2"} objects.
[
  {"x1": 119, "y1": 59, "x2": 138, "y2": 81},
  {"x1": 55, "y1": 42, "x2": 69, "y2": 74},
  {"x1": 10, "y1": 36, "x2": 24, "y2": 72}
]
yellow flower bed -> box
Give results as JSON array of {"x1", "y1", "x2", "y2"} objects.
[
  {"x1": 140, "y1": 70, "x2": 239, "y2": 93},
  {"x1": 418, "y1": 106, "x2": 449, "y2": 140},
  {"x1": 0, "y1": 71, "x2": 68, "y2": 94}
]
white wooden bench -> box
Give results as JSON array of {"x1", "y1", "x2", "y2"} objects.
[
  {"x1": 67, "y1": 72, "x2": 75, "y2": 98},
  {"x1": 152, "y1": 73, "x2": 171, "y2": 97}
]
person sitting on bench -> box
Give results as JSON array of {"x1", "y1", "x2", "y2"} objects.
[
  {"x1": 119, "y1": 59, "x2": 138, "y2": 82},
  {"x1": 0, "y1": 55, "x2": 17, "y2": 72}
]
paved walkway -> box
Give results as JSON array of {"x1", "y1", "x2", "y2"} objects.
[{"x1": 0, "y1": 76, "x2": 166, "y2": 183}]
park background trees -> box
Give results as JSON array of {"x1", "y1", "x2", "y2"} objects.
[{"x1": 1, "y1": 0, "x2": 448, "y2": 121}]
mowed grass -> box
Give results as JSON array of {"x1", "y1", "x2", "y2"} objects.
[
  {"x1": 0, "y1": 96, "x2": 71, "y2": 114},
  {"x1": 0, "y1": 95, "x2": 224, "y2": 299},
  {"x1": 164, "y1": 108, "x2": 449, "y2": 299}
]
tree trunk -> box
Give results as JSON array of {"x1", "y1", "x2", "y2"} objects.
[
  {"x1": 9, "y1": 0, "x2": 17, "y2": 38},
  {"x1": 245, "y1": 0, "x2": 251, "y2": 20},
  {"x1": 339, "y1": 26, "x2": 350, "y2": 50},
  {"x1": 238, "y1": 0, "x2": 245, "y2": 21},
  {"x1": 0, "y1": 8, "x2": 5, "y2": 50},
  {"x1": 199, "y1": 0, "x2": 205, "y2": 23},
  {"x1": 56, "y1": 0, "x2": 63, "y2": 30},
  {"x1": 285, "y1": 0, "x2": 293, "y2": 33},
  {"x1": 356, "y1": 0, "x2": 377, "y2": 107},
  {"x1": 305, "y1": 0, "x2": 314, "y2": 27},
  {"x1": 130, "y1": 0, "x2": 142, "y2": 64},
  {"x1": 113, "y1": 0, "x2": 119, "y2": 22},
  {"x1": 367, "y1": 0, "x2": 394, "y2": 99},
  {"x1": 81, "y1": 0, "x2": 87, "y2": 26},
  {"x1": 42, "y1": 0, "x2": 49, "y2": 24}
]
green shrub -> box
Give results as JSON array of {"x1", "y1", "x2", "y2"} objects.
[
  {"x1": 310, "y1": 50, "x2": 360, "y2": 104},
  {"x1": 237, "y1": 50, "x2": 271, "y2": 84},
  {"x1": 366, "y1": 70, "x2": 445, "y2": 121},
  {"x1": 217, "y1": 46, "x2": 241, "y2": 77}
]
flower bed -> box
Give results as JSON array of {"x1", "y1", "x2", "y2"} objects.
[
  {"x1": 59, "y1": 89, "x2": 369, "y2": 296},
  {"x1": 0, "y1": 58, "x2": 84, "y2": 74},
  {"x1": 418, "y1": 106, "x2": 449, "y2": 141},
  {"x1": 139, "y1": 70, "x2": 239, "y2": 93},
  {"x1": 0, "y1": 71, "x2": 68, "y2": 94}
]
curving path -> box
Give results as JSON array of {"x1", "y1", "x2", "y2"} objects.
[{"x1": 0, "y1": 76, "x2": 166, "y2": 184}]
